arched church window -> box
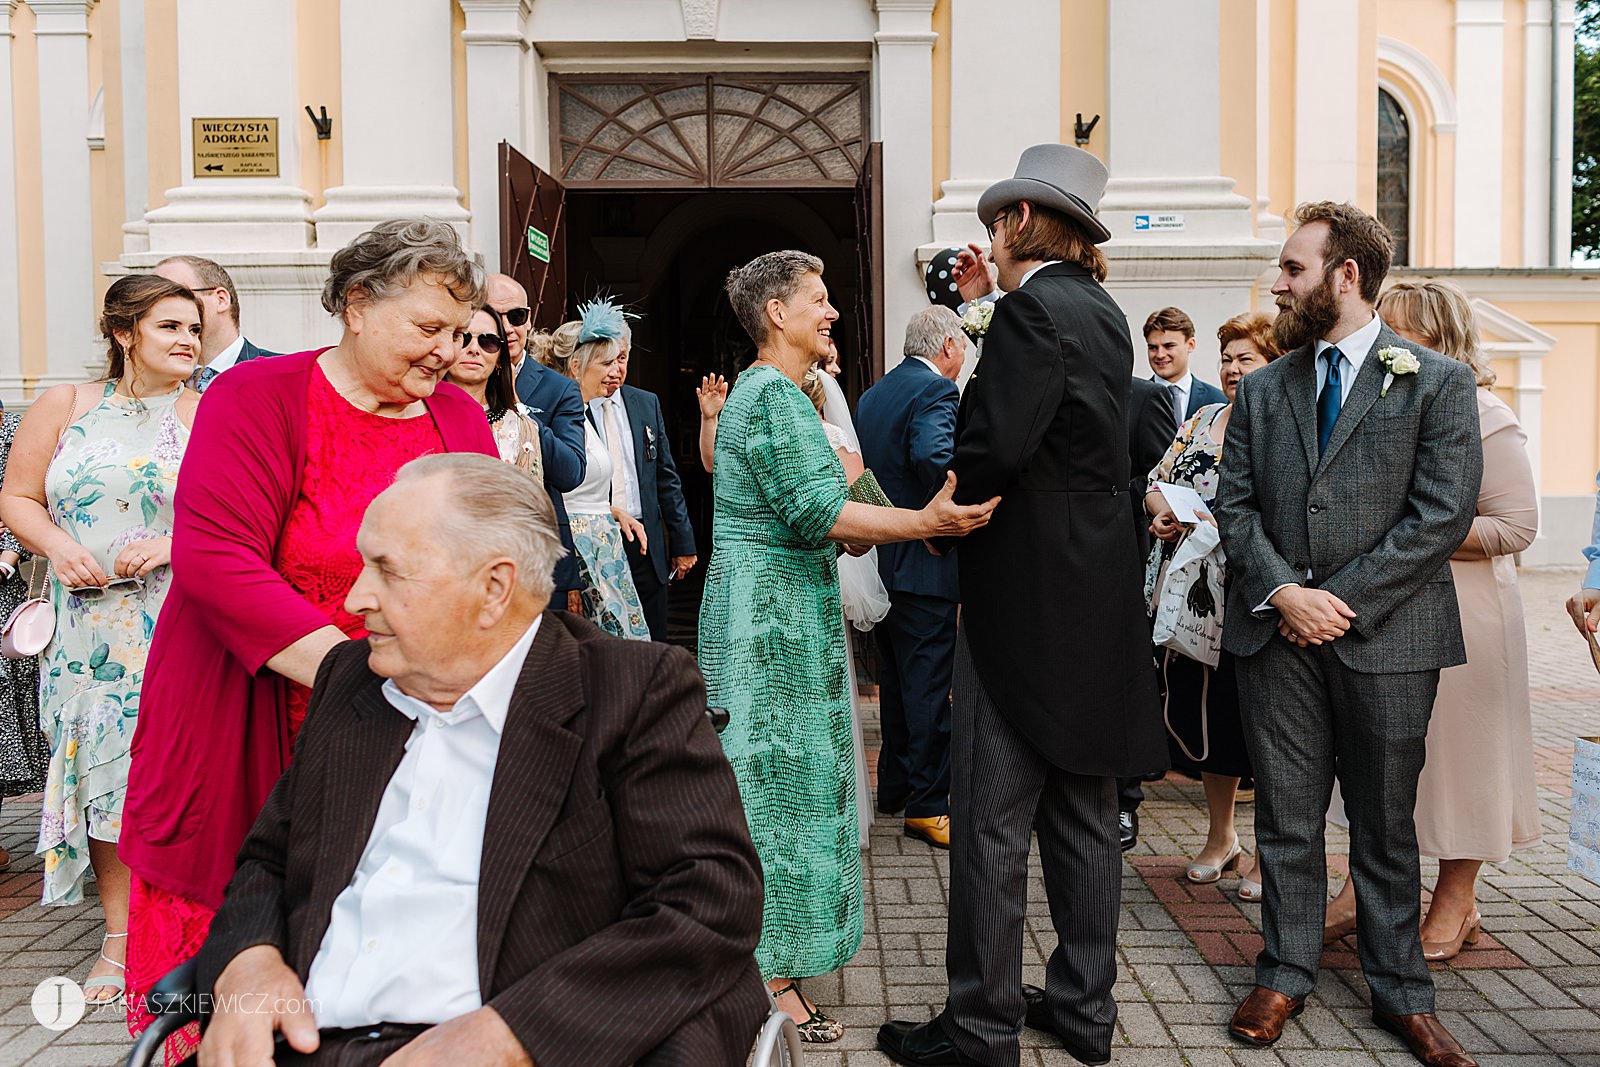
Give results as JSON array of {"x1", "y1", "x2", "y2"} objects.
[{"x1": 1377, "y1": 88, "x2": 1411, "y2": 266}]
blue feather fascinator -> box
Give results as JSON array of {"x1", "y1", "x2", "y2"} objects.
[{"x1": 576, "y1": 295, "x2": 637, "y2": 344}]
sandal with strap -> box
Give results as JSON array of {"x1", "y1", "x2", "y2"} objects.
[
  {"x1": 83, "y1": 932, "x2": 127, "y2": 1003},
  {"x1": 769, "y1": 980, "x2": 843, "y2": 1044}
]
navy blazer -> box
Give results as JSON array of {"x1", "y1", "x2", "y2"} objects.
[
  {"x1": 856, "y1": 357, "x2": 961, "y2": 601},
  {"x1": 611, "y1": 384, "x2": 696, "y2": 586},
  {"x1": 515, "y1": 358, "x2": 588, "y2": 593},
  {"x1": 236, "y1": 338, "x2": 276, "y2": 364},
  {"x1": 1154, "y1": 374, "x2": 1228, "y2": 420}
]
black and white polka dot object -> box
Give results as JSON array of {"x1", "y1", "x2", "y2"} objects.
[{"x1": 924, "y1": 247, "x2": 966, "y2": 311}]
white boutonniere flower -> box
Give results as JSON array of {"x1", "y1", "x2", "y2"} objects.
[
  {"x1": 960, "y1": 301, "x2": 994, "y2": 340},
  {"x1": 1376, "y1": 345, "x2": 1420, "y2": 397}
]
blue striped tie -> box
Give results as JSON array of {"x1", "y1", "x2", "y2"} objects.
[{"x1": 1317, "y1": 347, "x2": 1343, "y2": 456}]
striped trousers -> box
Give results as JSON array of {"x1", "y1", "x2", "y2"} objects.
[{"x1": 943, "y1": 631, "x2": 1122, "y2": 1066}]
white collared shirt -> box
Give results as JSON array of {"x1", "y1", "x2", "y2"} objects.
[
  {"x1": 204, "y1": 335, "x2": 246, "y2": 376},
  {"x1": 303, "y1": 618, "x2": 541, "y2": 1029},
  {"x1": 589, "y1": 393, "x2": 642, "y2": 517}
]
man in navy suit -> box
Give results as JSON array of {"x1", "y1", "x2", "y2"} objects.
[
  {"x1": 487, "y1": 273, "x2": 587, "y2": 603},
  {"x1": 856, "y1": 306, "x2": 966, "y2": 850},
  {"x1": 1145, "y1": 306, "x2": 1227, "y2": 419},
  {"x1": 154, "y1": 255, "x2": 277, "y2": 392},
  {"x1": 595, "y1": 342, "x2": 697, "y2": 640}
]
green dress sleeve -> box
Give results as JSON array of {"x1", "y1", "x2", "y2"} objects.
[{"x1": 744, "y1": 373, "x2": 848, "y2": 545}]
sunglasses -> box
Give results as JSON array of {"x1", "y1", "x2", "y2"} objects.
[
  {"x1": 500, "y1": 307, "x2": 531, "y2": 328},
  {"x1": 463, "y1": 332, "x2": 504, "y2": 355},
  {"x1": 67, "y1": 576, "x2": 144, "y2": 601}
]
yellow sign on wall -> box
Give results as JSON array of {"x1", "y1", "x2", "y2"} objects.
[{"x1": 191, "y1": 118, "x2": 280, "y2": 178}]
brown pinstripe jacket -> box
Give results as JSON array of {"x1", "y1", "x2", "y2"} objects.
[{"x1": 195, "y1": 611, "x2": 769, "y2": 1066}]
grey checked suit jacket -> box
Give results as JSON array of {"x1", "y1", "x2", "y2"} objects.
[{"x1": 1214, "y1": 323, "x2": 1482, "y2": 673}]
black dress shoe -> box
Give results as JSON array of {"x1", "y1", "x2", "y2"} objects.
[
  {"x1": 1021, "y1": 985, "x2": 1112, "y2": 1065},
  {"x1": 1119, "y1": 809, "x2": 1138, "y2": 852},
  {"x1": 876, "y1": 1018, "x2": 981, "y2": 1066}
]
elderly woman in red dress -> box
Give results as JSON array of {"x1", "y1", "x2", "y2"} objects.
[{"x1": 118, "y1": 218, "x2": 496, "y2": 1051}]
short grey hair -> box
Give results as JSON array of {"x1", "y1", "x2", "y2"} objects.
[
  {"x1": 322, "y1": 218, "x2": 485, "y2": 320},
  {"x1": 903, "y1": 305, "x2": 964, "y2": 361},
  {"x1": 725, "y1": 249, "x2": 824, "y2": 346},
  {"x1": 392, "y1": 453, "x2": 566, "y2": 602}
]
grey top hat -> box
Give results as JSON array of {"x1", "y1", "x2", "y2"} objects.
[{"x1": 977, "y1": 144, "x2": 1112, "y2": 245}]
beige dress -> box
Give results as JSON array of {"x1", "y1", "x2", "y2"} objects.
[{"x1": 1330, "y1": 389, "x2": 1541, "y2": 861}]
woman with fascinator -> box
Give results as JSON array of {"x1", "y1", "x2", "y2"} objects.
[{"x1": 555, "y1": 297, "x2": 652, "y2": 640}]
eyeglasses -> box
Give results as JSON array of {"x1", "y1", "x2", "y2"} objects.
[
  {"x1": 67, "y1": 576, "x2": 144, "y2": 601},
  {"x1": 499, "y1": 307, "x2": 531, "y2": 328},
  {"x1": 463, "y1": 332, "x2": 504, "y2": 355},
  {"x1": 984, "y1": 209, "x2": 1011, "y2": 242}
]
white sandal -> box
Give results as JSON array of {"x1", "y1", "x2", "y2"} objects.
[{"x1": 83, "y1": 931, "x2": 127, "y2": 1003}]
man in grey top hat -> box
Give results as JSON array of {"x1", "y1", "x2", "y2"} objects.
[{"x1": 877, "y1": 145, "x2": 1165, "y2": 1067}]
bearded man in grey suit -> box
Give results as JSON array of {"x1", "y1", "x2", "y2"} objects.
[{"x1": 1214, "y1": 202, "x2": 1481, "y2": 1067}]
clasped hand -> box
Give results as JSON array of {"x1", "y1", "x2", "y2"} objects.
[{"x1": 1270, "y1": 585, "x2": 1356, "y2": 647}]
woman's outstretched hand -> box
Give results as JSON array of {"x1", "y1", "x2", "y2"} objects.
[
  {"x1": 921, "y1": 472, "x2": 998, "y2": 538},
  {"x1": 696, "y1": 374, "x2": 728, "y2": 420}
]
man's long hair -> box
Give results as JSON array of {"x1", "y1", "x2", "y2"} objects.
[{"x1": 1005, "y1": 201, "x2": 1108, "y2": 282}]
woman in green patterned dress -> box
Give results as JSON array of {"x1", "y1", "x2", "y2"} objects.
[{"x1": 700, "y1": 250, "x2": 998, "y2": 1042}]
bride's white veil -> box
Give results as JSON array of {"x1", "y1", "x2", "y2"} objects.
[{"x1": 819, "y1": 370, "x2": 861, "y2": 453}]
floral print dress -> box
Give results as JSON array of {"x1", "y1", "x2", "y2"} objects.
[{"x1": 38, "y1": 384, "x2": 187, "y2": 905}]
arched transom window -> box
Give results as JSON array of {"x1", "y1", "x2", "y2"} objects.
[{"x1": 1377, "y1": 88, "x2": 1411, "y2": 266}]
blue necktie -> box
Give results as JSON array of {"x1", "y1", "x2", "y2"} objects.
[
  {"x1": 1317, "y1": 347, "x2": 1343, "y2": 456},
  {"x1": 191, "y1": 366, "x2": 217, "y2": 393}
]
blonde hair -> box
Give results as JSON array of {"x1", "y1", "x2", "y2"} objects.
[
  {"x1": 570, "y1": 334, "x2": 623, "y2": 381},
  {"x1": 546, "y1": 321, "x2": 581, "y2": 377},
  {"x1": 1377, "y1": 280, "x2": 1495, "y2": 387},
  {"x1": 525, "y1": 329, "x2": 554, "y2": 368},
  {"x1": 800, "y1": 368, "x2": 827, "y2": 414}
]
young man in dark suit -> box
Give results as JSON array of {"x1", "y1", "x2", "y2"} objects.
[
  {"x1": 1215, "y1": 202, "x2": 1481, "y2": 1067},
  {"x1": 594, "y1": 341, "x2": 697, "y2": 640},
  {"x1": 856, "y1": 305, "x2": 966, "y2": 850},
  {"x1": 487, "y1": 273, "x2": 588, "y2": 607},
  {"x1": 194, "y1": 454, "x2": 767, "y2": 1067},
  {"x1": 879, "y1": 144, "x2": 1165, "y2": 1067},
  {"x1": 153, "y1": 255, "x2": 278, "y2": 392},
  {"x1": 1145, "y1": 306, "x2": 1227, "y2": 418}
]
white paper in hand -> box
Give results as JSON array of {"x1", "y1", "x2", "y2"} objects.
[{"x1": 1156, "y1": 481, "x2": 1212, "y2": 524}]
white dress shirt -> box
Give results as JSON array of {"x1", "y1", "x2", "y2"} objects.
[
  {"x1": 589, "y1": 393, "x2": 642, "y2": 517},
  {"x1": 303, "y1": 618, "x2": 541, "y2": 1029},
  {"x1": 204, "y1": 335, "x2": 247, "y2": 376}
]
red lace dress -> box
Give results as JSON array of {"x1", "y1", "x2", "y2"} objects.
[{"x1": 125, "y1": 364, "x2": 443, "y2": 1054}]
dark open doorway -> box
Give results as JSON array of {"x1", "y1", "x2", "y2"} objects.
[{"x1": 561, "y1": 188, "x2": 865, "y2": 643}]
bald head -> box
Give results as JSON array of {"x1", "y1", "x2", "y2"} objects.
[{"x1": 486, "y1": 273, "x2": 531, "y2": 364}]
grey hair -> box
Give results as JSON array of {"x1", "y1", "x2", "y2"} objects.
[
  {"x1": 903, "y1": 305, "x2": 964, "y2": 361},
  {"x1": 725, "y1": 249, "x2": 824, "y2": 346},
  {"x1": 392, "y1": 453, "x2": 566, "y2": 602},
  {"x1": 322, "y1": 218, "x2": 486, "y2": 320}
]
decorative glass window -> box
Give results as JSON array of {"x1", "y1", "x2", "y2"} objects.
[{"x1": 1377, "y1": 89, "x2": 1411, "y2": 266}]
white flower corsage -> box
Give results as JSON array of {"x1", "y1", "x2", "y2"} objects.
[
  {"x1": 960, "y1": 300, "x2": 994, "y2": 340},
  {"x1": 1376, "y1": 345, "x2": 1420, "y2": 396}
]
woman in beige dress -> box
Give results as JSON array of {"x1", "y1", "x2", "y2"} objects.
[{"x1": 1324, "y1": 280, "x2": 1540, "y2": 960}]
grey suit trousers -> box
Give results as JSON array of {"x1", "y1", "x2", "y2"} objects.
[
  {"x1": 944, "y1": 631, "x2": 1121, "y2": 1066},
  {"x1": 1235, "y1": 638, "x2": 1439, "y2": 1015}
]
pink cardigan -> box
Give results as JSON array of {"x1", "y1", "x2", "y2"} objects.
[{"x1": 120, "y1": 350, "x2": 497, "y2": 908}]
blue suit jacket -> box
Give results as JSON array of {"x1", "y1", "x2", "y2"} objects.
[
  {"x1": 515, "y1": 358, "x2": 588, "y2": 593},
  {"x1": 856, "y1": 358, "x2": 961, "y2": 601},
  {"x1": 611, "y1": 385, "x2": 696, "y2": 586}
]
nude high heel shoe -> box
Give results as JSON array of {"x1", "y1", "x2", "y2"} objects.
[
  {"x1": 1421, "y1": 911, "x2": 1482, "y2": 962},
  {"x1": 1186, "y1": 837, "x2": 1242, "y2": 884}
]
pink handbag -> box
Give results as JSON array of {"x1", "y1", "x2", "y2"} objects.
[{"x1": 2, "y1": 563, "x2": 54, "y2": 659}]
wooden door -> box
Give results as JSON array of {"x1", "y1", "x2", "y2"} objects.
[
  {"x1": 852, "y1": 141, "x2": 884, "y2": 395},
  {"x1": 498, "y1": 141, "x2": 568, "y2": 329}
]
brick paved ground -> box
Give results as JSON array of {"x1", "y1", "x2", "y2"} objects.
[{"x1": 2, "y1": 567, "x2": 1597, "y2": 1066}]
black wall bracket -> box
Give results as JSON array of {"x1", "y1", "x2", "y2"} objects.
[
  {"x1": 305, "y1": 105, "x2": 333, "y2": 141},
  {"x1": 1073, "y1": 113, "x2": 1101, "y2": 147}
]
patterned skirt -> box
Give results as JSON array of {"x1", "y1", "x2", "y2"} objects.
[{"x1": 568, "y1": 513, "x2": 651, "y2": 641}]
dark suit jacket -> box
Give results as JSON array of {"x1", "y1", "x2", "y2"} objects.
[
  {"x1": 236, "y1": 338, "x2": 276, "y2": 364},
  {"x1": 614, "y1": 384, "x2": 695, "y2": 586},
  {"x1": 1214, "y1": 324, "x2": 1482, "y2": 672},
  {"x1": 947, "y1": 263, "x2": 1165, "y2": 775},
  {"x1": 515, "y1": 359, "x2": 588, "y2": 594},
  {"x1": 1127, "y1": 376, "x2": 1179, "y2": 561},
  {"x1": 856, "y1": 357, "x2": 961, "y2": 601},
  {"x1": 195, "y1": 612, "x2": 768, "y2": 1066}
]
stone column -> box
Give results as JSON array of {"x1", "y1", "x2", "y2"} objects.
[
  {"x1": 874, "y1": 0, "x2": 936, "y2": 370},
  {"x1": 1292, "y1": 0, "x2": 1360, "y2": 205},
  {"x1": 1454, "y1": 0, "x2": 1504, "y2": 266},
  {"x1": 143, "y1": 0, "x2": 314, "y2": 251},
  {"x1": 29, "y1": 0, "x2": 100, "y2": 386},
  {"x1": 314, "y1": 0, "x2": 469, "y2": 249},
  {"x1": 928, "y1": 0, "x2": 1060, "y2": 248},
  {"x1": 1101, "y1": 0, "x2": 1275, "y2": 375},
  {"x1": 460, "y1": 0, "x2": 532, "y2": 267},
  {"x1": 0, "y1": 3, "x2": 22, "y2": 397},
  {"x1": 119, "y1": 0, "x2": 148, "y2": 252}
]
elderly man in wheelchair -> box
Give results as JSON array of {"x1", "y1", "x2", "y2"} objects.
[{"x1": 130, "y1": 455, "x2": 772, "y2": 1067}]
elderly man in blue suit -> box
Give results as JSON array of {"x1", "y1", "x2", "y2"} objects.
[
  {"x1": 856, "y1": 306, "x2": 967, "y2": 849},
  {"x1": 487, "y1": 273, "x2": 587, "y2": 605}
]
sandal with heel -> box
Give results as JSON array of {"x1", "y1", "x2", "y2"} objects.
[
  {"x1": 83, "y1": 931, "x2": 127, "y2": 1003},
  {"x1": 769, "y1": 980, "x2": 843, "y2": 1044},
  {"x1": 1186, "y1": 837, "x2": 1243, "y2": 885}
]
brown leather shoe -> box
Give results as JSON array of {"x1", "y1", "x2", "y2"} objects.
[
  {"x1": 1228, "y1": 986, "x2": 1304, "y2": 1046},
  {"x1": 1371, "y1": 1010, "x2": 1477, "y2": 1067},
  {"x1": 904, "y1": 815, "x2": 950, "y2": 850}
]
